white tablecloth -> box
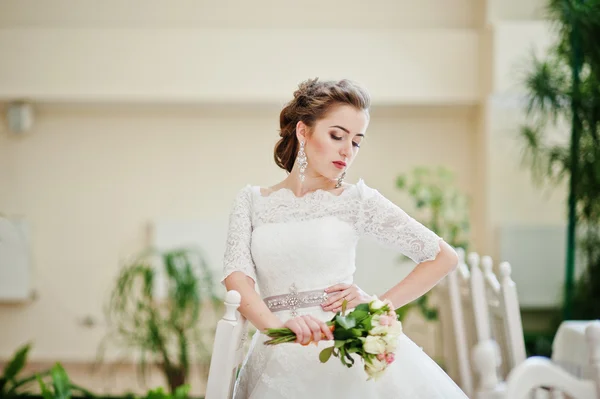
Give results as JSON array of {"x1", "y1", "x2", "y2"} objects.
[{"x1": 552, "y1": 320, "x2": 598, "y2": 378}]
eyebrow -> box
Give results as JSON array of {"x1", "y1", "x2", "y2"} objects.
[{"x1": 330, "y1": 125, "x2": 365, "y2": 137}]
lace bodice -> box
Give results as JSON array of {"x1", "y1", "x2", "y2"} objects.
[
  {"x1": 222, "y1": 180, "x2": 469, "y2": 399},
  {"x1": 220, "y1": 179, "x2": 442, "y2": 299}
]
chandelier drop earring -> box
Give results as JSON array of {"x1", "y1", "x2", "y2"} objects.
[
  {"x1": 297, "y1": 141, "x2": 308, "y2": 183},
  {"x1": 335, "y1": 171, "x2": 346, "y2": 189}
]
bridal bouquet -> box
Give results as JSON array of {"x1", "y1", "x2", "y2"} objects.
[{"x1": 263, "y1": 297, "x2": 403, "y2": 380}]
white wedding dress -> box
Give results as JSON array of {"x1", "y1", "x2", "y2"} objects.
[{"x1": 221, "y1": 179, "x2": 468, "y2": 399}]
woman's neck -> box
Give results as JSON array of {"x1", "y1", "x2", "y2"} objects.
[{"x1": 279, "y1": 171, "x2": 337, "y2": 197}]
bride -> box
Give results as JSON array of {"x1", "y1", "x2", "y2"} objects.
[{"x1": 221, "y1": 77, "x2": 468, "y2": 398}]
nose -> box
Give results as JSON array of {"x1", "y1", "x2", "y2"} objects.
[{"x1": 340, "y1": 140, "x2": 352, "y2": 160}]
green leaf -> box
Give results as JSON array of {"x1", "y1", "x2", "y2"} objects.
[
  {"x1": 334, "y1": 340, "x2": 345, "y2": 348},
  {"x1": 341, "y1": 299, "x2": 348, "y2": 316},
  {"x1": 395, "y1": 307, "x2": 409, "y2": 321},
  {"x1": 348, "y1": 310, "x2": 369, "y2": 322},
  {"x1": 339, "y1": 347, "x2": 348, "y2": 367},
  {"x1": 344, "y1": 348, "x2": 355, "y2": 365},
  {"x1": 335, "y1": 315, "x2": 356, "y2": 330},
  {"x1": 354, "y1": 303, "x2": 370, "y2": 312},
  {"x1": 396, "y1": 175, "x2": 406, "y2": 189},
  {"x1": 2, "y1": 343, "x2": 31, "y2": 382},
  {"x1": 319, "y1": 346, "x2": 334, "y2": 363},
  {"x1": 50, "y1": 363, "x2": 71, "y2": 399},
  {"x1": 36, "y1": 375, "x2": 53, "y2": 399},
  {"x1": 360, "y1": 317, "x2": 373, "y2": 330},
  {"x1": 349, "y1": 328, "x2": 364, "y2": 337},
  {"x1": 174, "y1": 384, "x2": 191, "y2": 399}
]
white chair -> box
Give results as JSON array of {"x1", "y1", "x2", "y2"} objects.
[
  {"x1": 205, "y1": 290, "x2": 248, "y2": 399},
  {"x1": 470, "y1": 253, "x2": 527, "y2": 398},
  {"x1": 437, "y1": 247, "x2": 477, "y2": 396},
  {"x1": 470, "y1": 254, "x2": 526, "y2": 376},
  {"x1": 503, "y1": 321, "x2": 600, "y2": 399}
]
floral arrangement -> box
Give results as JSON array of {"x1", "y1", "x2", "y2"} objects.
[{"x1": 263, "y1": 297, "x2": 403, "y2": 380}]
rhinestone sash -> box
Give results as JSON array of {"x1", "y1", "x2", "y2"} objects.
[{"x1": 263, "y1": 283, "x2": 328, "y2": 317}]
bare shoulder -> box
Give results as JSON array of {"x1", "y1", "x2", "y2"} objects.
[{"x1": 256, "y1": 181, "x2": 288, "y2": 197}]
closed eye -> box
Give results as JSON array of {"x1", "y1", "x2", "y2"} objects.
[{"x1": 330, "y1": 133, "x2": 361, "y2": 148}]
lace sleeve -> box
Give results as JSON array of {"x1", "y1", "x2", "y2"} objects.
[
  {"x1": 357, "y1": 182, "x2": 443, "y2": 264},
  {"x1": 220, "y1": 186, "x2": 257, "y2": 285}
]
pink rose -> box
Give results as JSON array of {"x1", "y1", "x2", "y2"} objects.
[
  {"x1": 377, "y1": 353, "x2": 386, "y2": 361},
  {"x1": 386, "y1": 353, "x2": 395, "y2": 364}
]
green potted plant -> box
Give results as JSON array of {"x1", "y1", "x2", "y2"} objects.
[{"x1": 97, "y1": 247, "x2": 220, "y2": 393}]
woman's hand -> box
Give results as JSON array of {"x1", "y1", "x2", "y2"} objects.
[
  {"x1": 321, "y1": 283, "x2": 374, "y2": 313},
  {"x1": 283, "y1": 315, "x2": 334, "y2": 345}
]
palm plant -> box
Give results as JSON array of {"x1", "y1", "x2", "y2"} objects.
[
  {"x1": 518, "y1": 0, "x2": 600, "y2": 320},
  {"x1": 98, "y1": 247, "x2": 221, "y2": 393}
]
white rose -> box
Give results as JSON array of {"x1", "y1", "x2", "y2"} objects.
[
  {"x1": 365, "y1": 357, "x2": 387, "y2": 380},
  {"x1": 363, "y1": 335, "x2": 387, "y2": 355},
  {"x1": 369, "y1": 297, "x2": 386, "y2": 311},
  {"x1": 386, "y1": 319, "x2": 403, "y2": 337},
  {"x1": 382, "y1": 334, "x2": 399, "y2": 353},
  {"x1": 369, "y1": 314, "x2": 383, "y2": 335}
]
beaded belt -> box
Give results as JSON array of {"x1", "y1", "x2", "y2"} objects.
[{"x1": 263, "y1": 283, "x2": 328, "y2": 317}]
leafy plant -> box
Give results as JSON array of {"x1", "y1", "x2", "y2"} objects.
[
  {"x1": 121, "y1": 385, "x2": 191, "y2": 399},
  {"x1": 1, "y1": 343, "x2": 94, "y2": 398},
  {"x1": 37, "y1": 363, "x2": 75, "y2": 399},
  {"x1": 518, "y1": 0, "x2": 600, "y2": 320},
  {"x1": 395, "y1": 166, "x2": 471, "y2": 321},
  {"x1": 0, "y1": 343, "x2": 36, "y2": 398},
  {"x1": 396, "y1": 166, "x2": 470, "y2": 250},
  {"x1": 98, "y1": 247, "x2": 221, "y2": 393}
]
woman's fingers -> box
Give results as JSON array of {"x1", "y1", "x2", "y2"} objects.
[
  {"x1": 307, "y1": 315, "x2": 333, "y2": 341},
  {"x1": 285, "y1": 316, "x2": 334, "y2": 345},
  {"x1": 317, "y1": 319, "x2": 334, "y2": 340},
  {"x1": 325, "y1": 283, "x2": 352, "y2": 294},
  {"x1": 331, "y1": 294, "x2": 358, "y2": 313},
  {"x1": 303, "y1": 316, "x2": 323, "y2": 343},
  {"x1": 322, "y1": 289, "x2": 353, "y2": 311},
  {"x1": 285, "y1": 320, "x2": 302, "y2": 343},
  {"x1": 296, "y1": 319, "x2": 312, "y2": 345}
]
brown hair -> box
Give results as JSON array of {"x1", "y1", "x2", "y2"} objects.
[{"x1": 274, "y1": 78, "x2": 371, "y2": 173}]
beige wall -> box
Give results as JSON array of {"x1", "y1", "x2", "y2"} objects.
[
  {"x1": 0, "y1": 103, "x2": 476, "y2": 360},
  {"x1": 0, "y1": 0, "x2": 482, "y2": 29}
]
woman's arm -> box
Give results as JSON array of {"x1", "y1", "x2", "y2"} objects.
[
  {"x1": 221, "y1": 188, "x2": 332, "y2": 343},
  {"x1": 357, "y1": 181, "x2": 459, "y2": 309},
  {"x1": 379, "y1": 240, "x2": 458, "y2": 308},
  {"x1": 224, "y1": 272, "x2": 284, "y2": 331}
]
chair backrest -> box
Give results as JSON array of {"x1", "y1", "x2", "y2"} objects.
[
  {"x1": 437, "y1": 247, "x2": 476, "y2": 397},
  {"x1": 482, "y1": 257, "x2": 526, "y2": 377},
  {"x1": 505, "y1": 349, "x2": 599, "y2": 399},
  {"x1": 474, "y1": 321, "x2": 600, "y2": 399},
  {"x1": 468, "y1": 252, "x2": 526, "y2": 377},
  {"x1": 205, "y1": 290, "x2": 248, "y2": 399},
  {"x1": 588, "y1": 321, "x2": 600, "y2": 397}
]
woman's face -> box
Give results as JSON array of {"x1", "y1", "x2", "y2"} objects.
[{"x1": 297, "y1": 104, "x2": 369, "y2": 183}]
